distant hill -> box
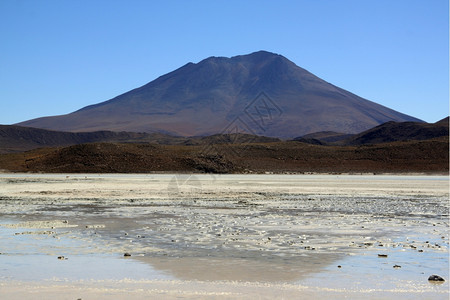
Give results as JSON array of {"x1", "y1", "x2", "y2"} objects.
[
  {"x1": 2, "y1": 116, "x2": 448, "y2": 153},
  {"x1": 0, "y1": 125, "x2": 280, "y2": 154},
  {"x1": 17, "y1": 51, "x2": 421, "y2": 138},
  {"x1": 292, "y1": 117, "x2": 449, "y2": 146},
  {"x1": 181, "y1": 133, "x2": 280, "y2": 146},
  {"x1": 435, "y1": 116, "x2": 449, "y2": 126},
  {"x1": 342, "y1": 117, "x2": 449, "y2": 146},
  {"x1": 0, "y1": 125, "x2": 185, "y2": 153},
  {"x1": 293, "y1": 131, "x2": 353, "y2": 144}
]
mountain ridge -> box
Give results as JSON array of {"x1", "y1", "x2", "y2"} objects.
[
  {"x1": 0, "y1": 124, "x2": 280, "y2": 154},
  {"x1": 2, "y1": 117, "x2": 447, "y2": 154},
  {"x1": 293, "y1": 117, "x2": 449, "y2": 145}
]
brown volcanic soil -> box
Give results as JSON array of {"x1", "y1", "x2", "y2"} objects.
[{"x1": 0, "y1": 136, "x2": 447, "y2": 174}]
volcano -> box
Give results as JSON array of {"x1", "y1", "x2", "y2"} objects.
[{"x1": 17, "y1": 51, "x2": 421, "y2": 138}]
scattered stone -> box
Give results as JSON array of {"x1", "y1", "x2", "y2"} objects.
[
  {"x1": 418, "y1": 249, "x2": 424, "y2": 252},
  {"x1": 2, "y1": 220, "x2": 77, "y2": 229},
  {"x1": 15, "y1": 230, "x2": 55, "y2": 235},
  {"x1": 124, "y1": 253, "x2": 131, "y2": 257},
  {"x1": 378, "y1": 254, "x2": 388, "y2": 258},
  {"x1": 337, "y1": 265, "x2": 342, "y2": 268},
  {"x1": 393, "y1": 265, "x2": 401, "y2": 269},
  {"x1": 57, "y1": 256, "x2": 67, "y2": 260},
  {"x1": 85, "y1": 224, "x2": 105, "y2": 229},
  {"x1": 428, "y1": 275, "x2": 445, "y2": 282}
]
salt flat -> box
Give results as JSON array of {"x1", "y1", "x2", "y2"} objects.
[{"x1": 0, "y1": 174, "x2": 448, "y2": 299}]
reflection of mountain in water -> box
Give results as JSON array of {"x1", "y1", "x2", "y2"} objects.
[{"x1": 134, "y1": 254, "x2": 341, "y2": 282}]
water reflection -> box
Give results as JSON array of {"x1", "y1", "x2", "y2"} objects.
[{"x1": 134, "y1": 253, "x2": 341, "y2": 282}]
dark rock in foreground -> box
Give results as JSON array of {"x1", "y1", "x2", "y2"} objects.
[{"x1": 428, "y1": 275, "x2": 445, "y2": 282}]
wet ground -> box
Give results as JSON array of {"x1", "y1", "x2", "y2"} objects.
[{"x1": 0, "y1": 174, "x2": 448, "y2": 299}]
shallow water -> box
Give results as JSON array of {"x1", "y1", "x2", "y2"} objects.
[{"x1": 0, "y1": 174, "x2": 448, "y2": 298}]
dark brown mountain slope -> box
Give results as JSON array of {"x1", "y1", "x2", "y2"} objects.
[{"x1": 17, "y1": 51, "x2": 421, "y2": 138}]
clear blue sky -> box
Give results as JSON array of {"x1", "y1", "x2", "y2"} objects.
[{"x1": 1, "y1": 0, "x2": 448, "y2": 124}]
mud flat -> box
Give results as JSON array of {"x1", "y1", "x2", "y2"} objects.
[{"x1": 0, "y1": 174, "x2": 448, "y2": 299}]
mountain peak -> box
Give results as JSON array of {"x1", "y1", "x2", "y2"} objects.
[
  {"x1": 233, "y1": 50, "x2": 281, "y2": 59},
  {"x1": 196, "y1": 50, "x2": 283, "y2": 66}
]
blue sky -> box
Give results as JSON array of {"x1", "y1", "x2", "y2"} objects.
[{"x1": 0, "y1": 0, "x2": 448, "y2": 124}]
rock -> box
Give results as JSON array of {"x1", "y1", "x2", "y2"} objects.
[
  {"x1": 124, "y1": 253, "x2": 131, "y2": 257},
  {"x1": 337, "y1": 265, "x2": 342, "y2": 268},
  {"x1": 378, "y1": 254, "x2": 388, "y2": 258},
  {"x1": 393, "y1": 265, "x2": 401, "y2": 269},
  {"x1": 57, "y1": 256, "x2": 66, "y2": 260},
  {"x1": 428, "y1": 275, "x2": 445, "y2": 282}
]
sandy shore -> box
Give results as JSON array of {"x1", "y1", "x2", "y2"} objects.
[{"x1": 0, "y1": 174, "x2": 448, "y2": 299}]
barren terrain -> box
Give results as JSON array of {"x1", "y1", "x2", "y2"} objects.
[{"x1": 0, "y1": 137, "x2": 448, "y2": 174}]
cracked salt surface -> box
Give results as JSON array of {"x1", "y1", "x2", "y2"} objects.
[{"x1": 0, "y1": 174, "x2": 448, "y2": 299}]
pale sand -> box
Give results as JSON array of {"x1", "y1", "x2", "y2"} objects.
[{"x1": 0, "y1": 174, "x2": 448, "y2": 299}]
